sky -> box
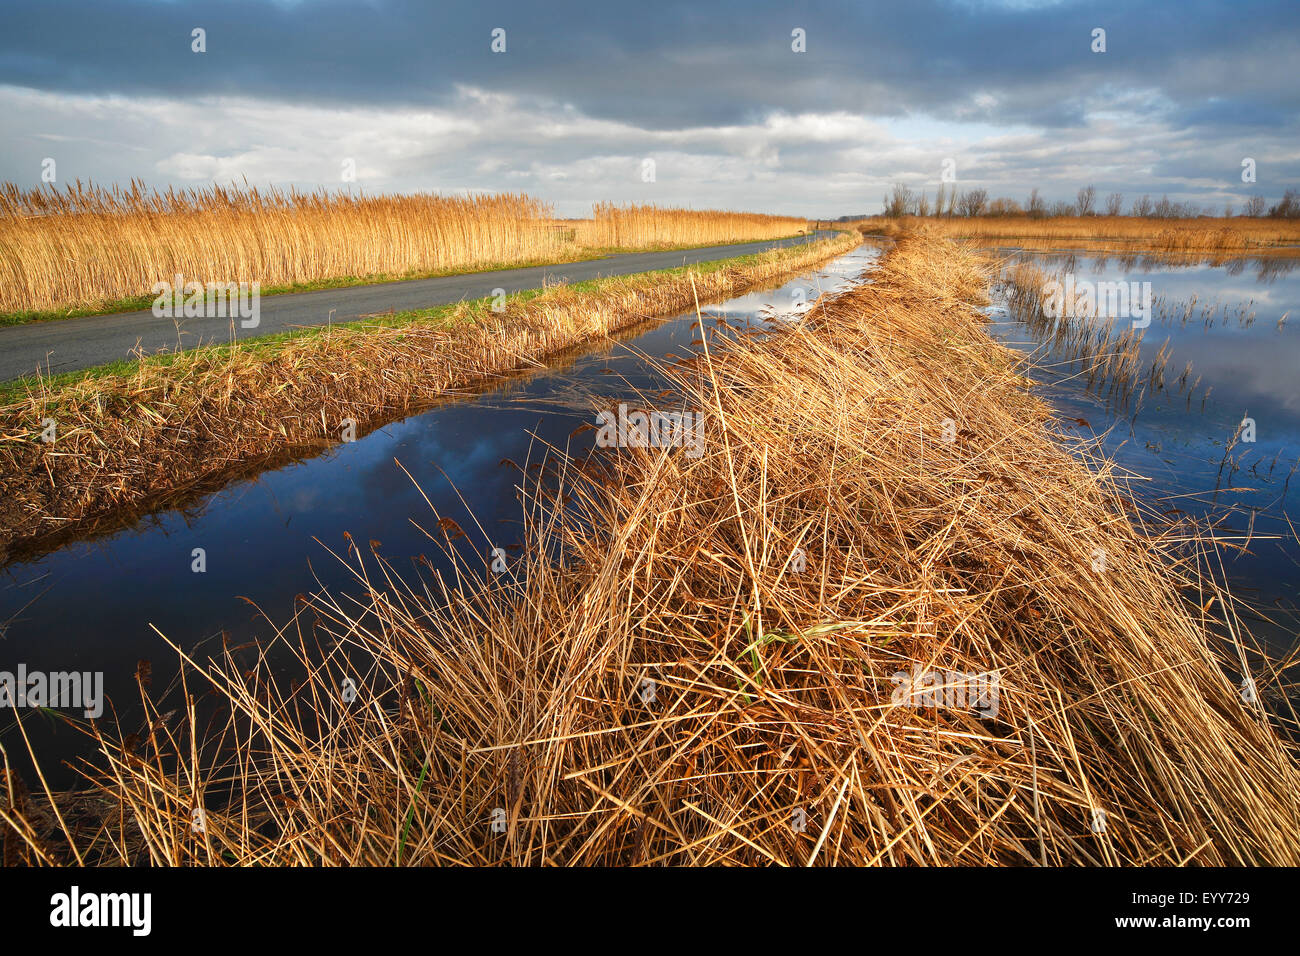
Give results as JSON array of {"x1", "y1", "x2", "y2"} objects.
[{"x1": 1, "y1": 0, "x2": 1297, "y2": 218}]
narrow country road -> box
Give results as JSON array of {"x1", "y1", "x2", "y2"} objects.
[{"x1": 0, "y1": 232, "x2": 837, "y2": 382}]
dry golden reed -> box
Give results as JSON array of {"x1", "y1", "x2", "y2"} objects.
[
  {"x1": 6, "y1": 235, "x2": 1296, "y2": 866},
  {"x1": 0, "y1": 181, "x2": 563, "y2": 315},
  {"x1": 858, "y1": 214, "x2": 1300, "y2": 252},
  {"x1": 0, "y1": 181, "x2": 812, "y2": 316},
  {"x1": 576, "y1": 202, "x2": 807, "y2": 248}
]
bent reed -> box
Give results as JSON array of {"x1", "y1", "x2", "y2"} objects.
[
  {"x1": 5, "y1": 235, "x2": 1296, "y2": 866},
  {"x1": 0, "y1": 232, "x2": 858, "y2": 562}
]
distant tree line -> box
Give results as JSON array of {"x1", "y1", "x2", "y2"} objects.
[{"x1": 880, "y1": 183, "x2": 1300, "y2": 219}]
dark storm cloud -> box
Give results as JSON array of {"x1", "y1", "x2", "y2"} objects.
[
  {"x1": 1, "y1": 0, "x2": 1296, "y2": 130},
  {"x1": 1180, "y1": 100, "x2": 1293, "y2": 130},
  {"x1": 1, "y1": 0, "x2": 1297, "y2": 214}
]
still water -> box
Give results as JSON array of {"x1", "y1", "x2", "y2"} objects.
[{"x1": 989, "y1": 248, "x2": 1300, "y2": 650}]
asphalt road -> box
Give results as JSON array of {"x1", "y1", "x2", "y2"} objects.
[{"x1": 0, "y1": 232, "x2": 838, "y2": 382}]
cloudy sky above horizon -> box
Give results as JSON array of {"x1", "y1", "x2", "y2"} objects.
[{"x1": 1, "y1": 0, "x2": 1297, "y2": 217}]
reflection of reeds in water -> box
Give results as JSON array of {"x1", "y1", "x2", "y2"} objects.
[
  {"x1": 1001, "y1": 244, "x2": 1300, "y2": 281},
  {"x1": 1211, "y1": 412, "x2": 1300, "y2": 493},
  {"x1": 1001, "y1": 261, "x2": 1155, "y2": 411},
  {"x1": 1150, "y1": 292, "x2": 1259, "y2": 330},
  {"x1": 997, "y1": 258, "x2": 1286, "y2": 417},
  {"x1": 1006, "y1": 251, "x2": 1284, "y2": 332}
]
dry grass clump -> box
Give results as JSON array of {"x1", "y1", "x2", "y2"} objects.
[
  {"x1": 7, "y1": 235, "x2": 1297, "y2": 866},
  {"x1": 575, "y1": 203, "x2": 808, "y2": 248},
  {"x1": 0, "y1": 232, "x2": 858, "y2": 562},
  {"x1": 857, "y1": 215, "x2": 1300, "y2": 252}
]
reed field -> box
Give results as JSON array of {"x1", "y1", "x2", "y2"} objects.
[
  {"x1": 0, "y1": 231, "x2": 858, "y2": 562},
  {"x1": 575, "y1": 202, "x2": 808, "y2": 249},
  {"x1": 857, "y1": 214, "x2": 1300, "y2": 252},
  {"x1": 0, "y1": 181, "x2": 812, "y2": 318},
  {"x1": 6, "y1": 235, "x2": 1297, "y2": 866}
]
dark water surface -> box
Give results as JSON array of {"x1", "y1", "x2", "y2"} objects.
[{"x1": 988, "y1": 249, "x2": 1300, "y2": 650}]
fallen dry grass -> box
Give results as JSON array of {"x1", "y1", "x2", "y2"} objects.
[
  {"x1": 0, "y1": 181, "x2": 814, "y2": 317},
  {"x1": 5, "y1": 235, "x2": 1297, "y2": 866},
  {"x1": 0, "y1": 232, "x2": 858, "y2": 562}
]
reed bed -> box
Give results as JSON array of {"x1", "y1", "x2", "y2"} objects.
[
  {"x1": 1000, "y1": 260, "x2": 1152, "y2": 409},
  {"x1": 996, "y1": 260, "x2": 1258, "y2": 415},
  {"x1": 6, "y1": 235, "x2": 1298, "y2": 866},
  {"x1": 858, "y1": 215, "x2": 1300, "y2": 252},
  {"x1": 0, "y1": 182, "x2": 566, "y2": 316},
  {"x1": 575, "y1": 203, "x2": 808, "y2": 249},
  {"x1": 0, "y1": 232, "x2": 858, "y2": 562},
  {"x1": 0, "y1": 182, "x2": 812, "y2": 317}
]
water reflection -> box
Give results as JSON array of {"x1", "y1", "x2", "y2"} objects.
[
  {"x1": 990, "y1": 253, "x2": 1300, "y2": 653},
  {"x1": 992, "y1": 244, "x2": 1300, "y2": 282}
]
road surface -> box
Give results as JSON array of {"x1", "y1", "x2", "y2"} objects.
[{"x1": 0, "y1": 232, "x2": 838, "y2": 382}]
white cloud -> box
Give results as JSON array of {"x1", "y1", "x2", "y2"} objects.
[{"x1": 1, "y1": 81, "x2": 1293, "y2": 217}]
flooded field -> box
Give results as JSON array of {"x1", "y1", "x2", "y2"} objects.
[{"x1": 990, "y1": 248, "x2": 1300, "y2": 651}]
